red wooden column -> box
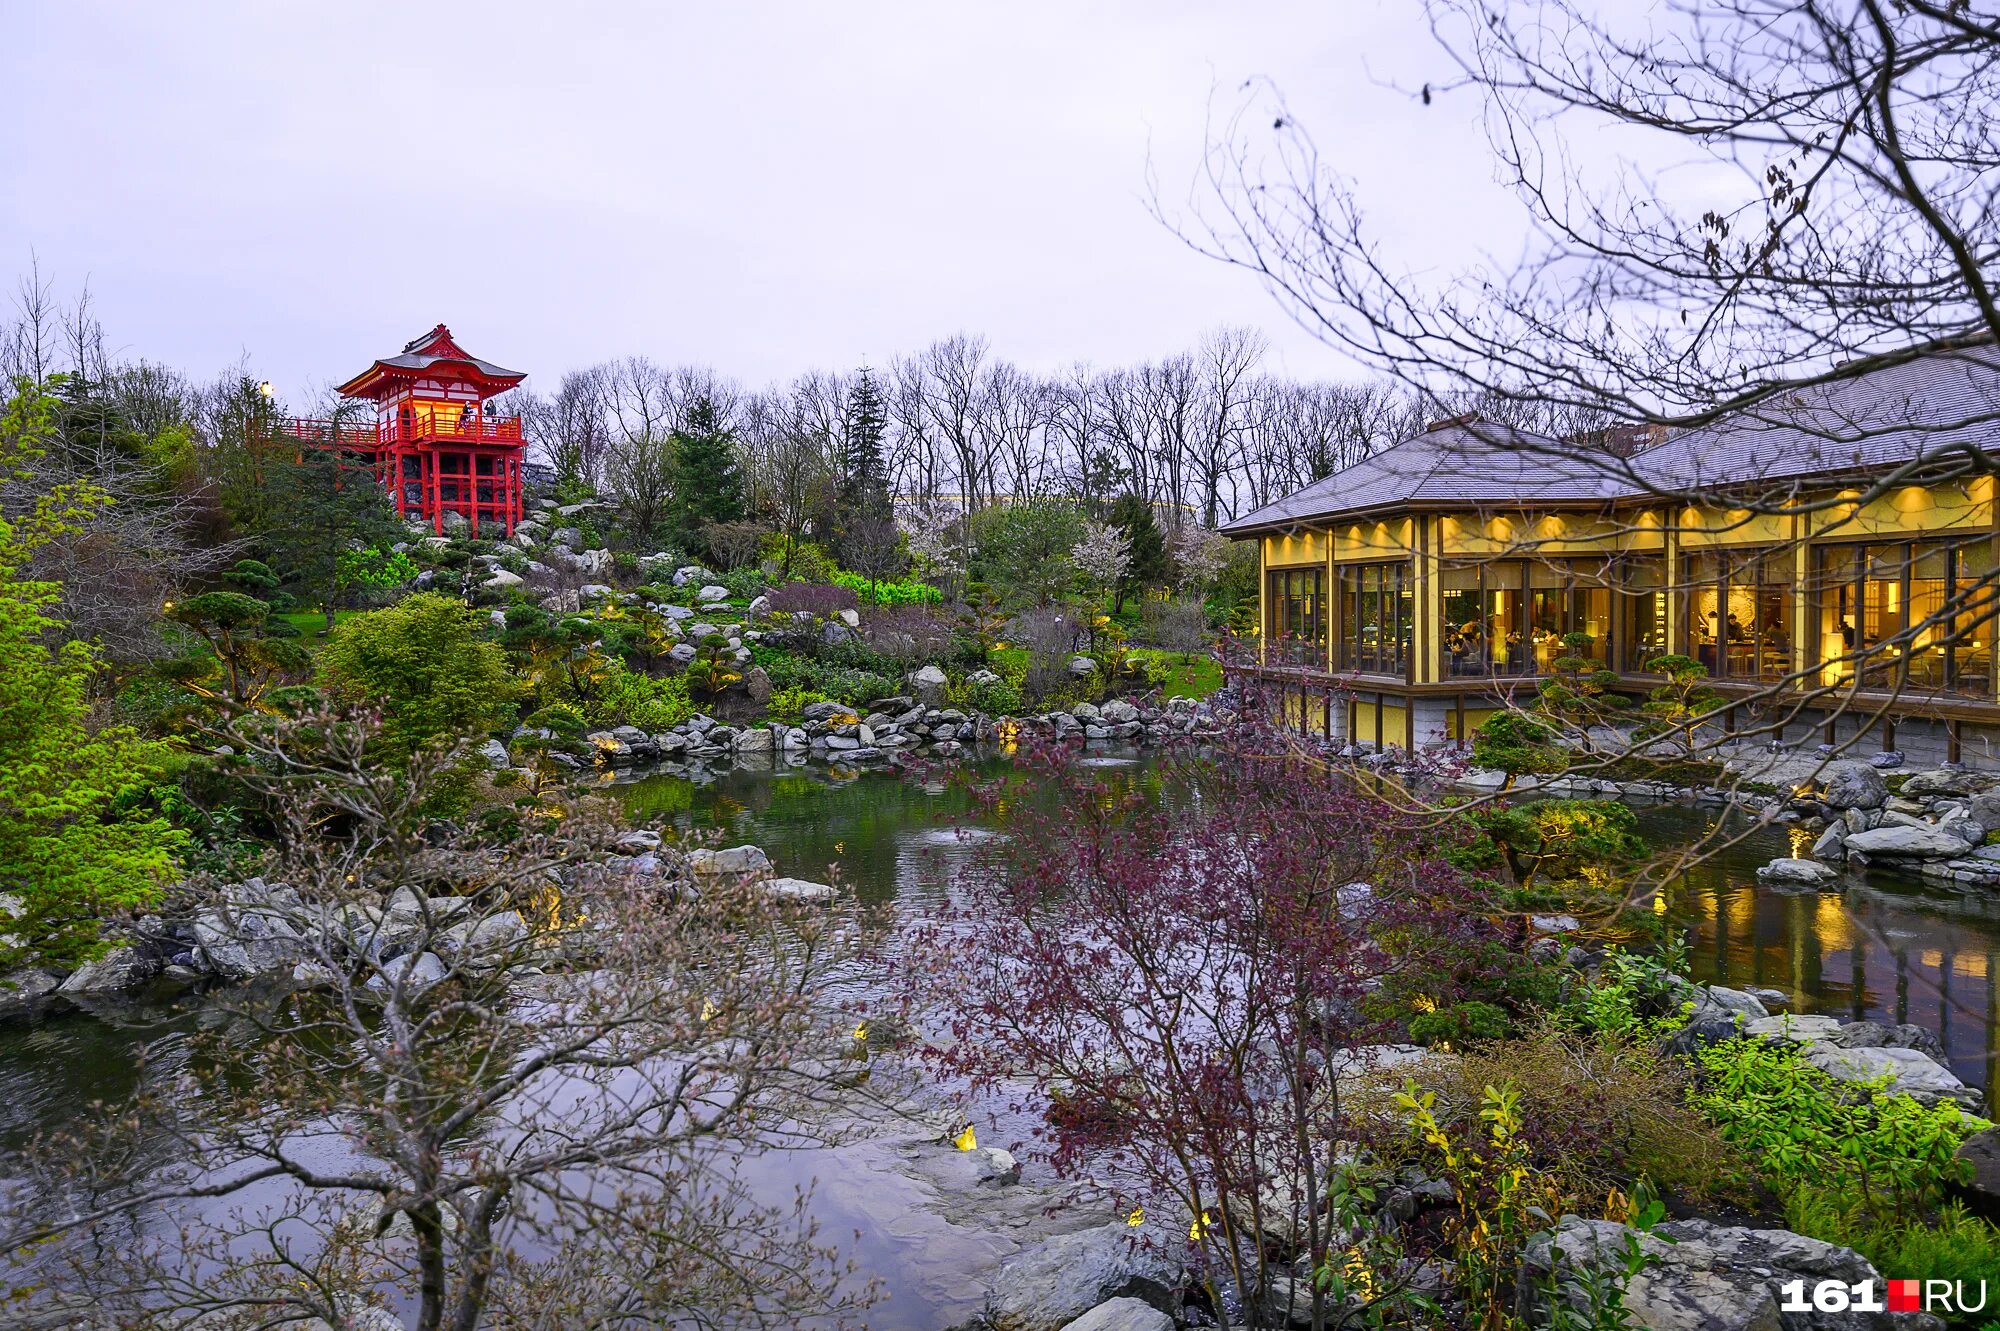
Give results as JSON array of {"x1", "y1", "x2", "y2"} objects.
[{"x1": 468, "y1": 450, "x2": 480, "y2": 539}]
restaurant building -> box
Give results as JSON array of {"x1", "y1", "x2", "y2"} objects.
[{"x1": 1219, "y1": 344, "x2": 2000, "y2": 766}]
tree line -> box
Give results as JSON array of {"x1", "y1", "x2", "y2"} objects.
[{"x1": 508, "y1": 326, "x2": 1595, "y2": 540}]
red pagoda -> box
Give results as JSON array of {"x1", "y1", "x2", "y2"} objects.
[{"x1": 288, "y1": 325, "x2": 529, "y2": 537}]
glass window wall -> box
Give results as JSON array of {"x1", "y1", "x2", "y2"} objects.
[{"x1": 1338, "y1": 562, "x2": 1412, "y2": 677}]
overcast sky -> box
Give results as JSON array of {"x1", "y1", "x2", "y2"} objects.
[{"x1": 2, "y1": 2, "x2": 1520, "y2": 403}]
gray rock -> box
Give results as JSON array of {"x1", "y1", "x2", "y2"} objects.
[
  {"x1": 1903, "y1": 768, "x2": 1976, "y2": 797},
  {"x1": 482, "y1": 568, "x2": 523, "y2": 589},
  {"x1": 1521, "y1": 1214, "x2": 1933, "y2": 1331},
  {"x1": 441, "y1": 911, "x2": 528, "y2": 965},
  {"x1": 1701, "y1": 985, "x2": 1771, "y2": 1020},
  {"x1": 1755, "y1": 857, "x2": 1839, "y2": 888},
  {"x1": 57, "y1": 945, "x2": 158, "y2": 995},
  {"x1": 1809, "y1": 823, "x2": 1847, "y2": 860},
  {"x1": 368, "y1": 950, "x2": 447, "y2": 993},
  {"x1": 735, "y1": 727, "x2": 774, "y2": 752},
  {"x1": 578, "y1": 582, "x2": 615, "y2": 602},
  {"x1": 1841, "y1": 823, "x2": 1970, "y2": 859},
  {"x1": 697, "y1": 584, "x2": 729, "y2": 603},
  {"x1": 1967, "y1": 792, "x2": 2000, "y2": 830},
  {"x1": 1955, "y1": 1126, "x2": 2000, "y2": 1216},
  {"x1": 686, "y1": 845, "x2": 773, "y2": 879},
  {"x1": 909, "y1": 664, "x2": 950, "y2": 702},
  {"x1": 1068, "y1": 655, "x2": 1097, "y2": 676},
  {"x1": 193, "y1": 890, "x2": 306, "y2": 981},
  {"x1": 0, "y1": 965, "x2": 64, "y2": 1019},
  {"x1": 1825, "y1": 1019, "x2": 1948, "y2": 1061},
  {"x1": 549, "y1": 525, "x2": 582, "y2": 549},
  {"x1": 1819, "y1": 761, "x2": 1888, "y2": 811},
  {"x1": 1743, "y1": 1014, "x2": 1844, "y2": 1044},
  {"x1": 763, "y1": 877, "x2": 836, "y2": 902},
  {"x1": 1057, "y1": 1299, "x2": 1174, "y2": 1331},
  {"x1": 1530, "y1": 913, "x2": 1581, "y2": 932},
  {"x1": 1802, "y1": 1042, "x2": 1980, "y2": 1110},
  {"x1": 1100, "y1": 699, "x2": 1140, "y2": 725},
  {"x1": 986, "y1": 1222, "x2": 1182, "y2": 1331},
  {"x1": 478, "y1": 737, "x2": 510, "y2": 769}
]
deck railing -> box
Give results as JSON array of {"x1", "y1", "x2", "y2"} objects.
[{"x1": 276, "y1": 414, "x2": 525, "y2": 450}]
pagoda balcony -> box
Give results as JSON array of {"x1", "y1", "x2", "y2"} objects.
[{"x1": 276, "y1": 415, "x2": 525, "y2": 451}]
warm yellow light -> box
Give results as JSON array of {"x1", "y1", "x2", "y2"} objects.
[
  {"x1": 852, "y1": 1021, "x2": 870, "y2": 1042},
  {"x1": 257, "y1": 381, "x2": 274, "y2": 398},
  {"x1": 953, "y1": 1124, "x2": 978, "y2": 1151},
  {"x1": 1127, "y1": 1207, "x2": 1145, "y2": 1227},
  {"x1": 1189, "y1": 1209, "x2": 1214, "y2": 1241},
  {"x1": 1410, "y1": 994, "x2": 1438, "y2": 1013},
  {"x1": 700, "y1": 998, "x2": 718, "y2": 1023}
]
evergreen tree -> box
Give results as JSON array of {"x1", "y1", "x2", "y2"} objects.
[
  {"x1": 255, "y1": 449, "x2": 401, "y2": 632},
  {"x1": 668, "y1": 395, "x2": 746, "y2": 556},
  {"x1": 1107, "y1": 493, "x2": 1170, "y2": 612},
  {"x1": 834, "y1": 367, "x2": 897, "y2": 574}
]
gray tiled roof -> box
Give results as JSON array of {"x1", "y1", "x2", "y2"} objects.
[
  {"x1": 373, "y1": 350, "x2": 525, "y2": 381},
  {"x1": 1222, "y1": 343, "x2": 2000, "y2": 535},
  {"x1": 1220, "y1": 419, "x2": 1633, "y2": 534},
  {"x1": 1631, "y1": 343, "x2": 2000, "y2": 493}
]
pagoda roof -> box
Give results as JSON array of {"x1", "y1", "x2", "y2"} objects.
[{"x1": 335, "y1": 324, "x2": 527, "y2": 400}]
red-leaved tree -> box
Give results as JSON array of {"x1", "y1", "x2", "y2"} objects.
[{"x1": 901, "y1": 734, "x2": 1505, "y2": 1330}]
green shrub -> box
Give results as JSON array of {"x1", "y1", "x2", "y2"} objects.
[
  {"x1": 831, "y1": 569, "x2": 941, "y2": 606},
  {"x1": 760, "y1": 536, "x2": 838, "y2": 584},
  {"x1": 722, "y1": 566, "x2": 768, "y2": 600},
  {"x1": 816, "y1": 666, "x2": 896, "y2": 706},
  {"x1": 948, "y1": 674, "x2": 1024, "y2": 717},
  {"x1": 593, "y1": 666, "x2": 695, "y2": 730},
  {"x1": 1690, "y1": 1034, "x2": 1988, "y2": 1227},
  {"x1": 317, "y1": 592, "x2": 518, "y2": 758},
  {"x1": 1408, "y1": 1000, "x2": 1509, "y2": 1046},
  {"x1": 769, "y1": 685, "x2": 831, "y2": 722}
]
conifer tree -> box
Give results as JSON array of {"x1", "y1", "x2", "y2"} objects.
[
  {"x1": 834, "y1": 368, "x2": 896, "y2": 572},
  {"x1": 668, "y1": 395, "x2": 746, "y2": 557},
  {"x1": 1107, "y1": 492, "x2": 1170, "y2": 612}
]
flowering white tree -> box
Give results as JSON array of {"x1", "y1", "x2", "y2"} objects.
[
  {"x1": 898, "y1": 499, "x2": 965, "y2": 597},
  {"x1": 1070, "y1": 518, "x2": 1131, "y2": 605},
  {"x1": 1168, "y1": 522, "x2": 1228, "y2": 595}
]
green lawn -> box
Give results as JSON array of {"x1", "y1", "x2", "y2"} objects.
[
  {"x1": 1130, "y1": 648, "x2": 1223, "y2": 700},
  {"x1": 277, "y1": 609, "x2": 361, "y2": 647}
]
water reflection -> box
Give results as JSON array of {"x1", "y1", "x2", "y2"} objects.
[{"x1": 1646, "y1": 804, "x2": 2000, "y2": 1100}]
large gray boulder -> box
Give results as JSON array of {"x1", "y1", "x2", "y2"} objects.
[
  {"x1": 909, "y1": 664, "x2": 950, "y2": 702},
  {"x1": 1819, "y1": 761, "x2": 1888, "y2": 811},
  {"x1": 0, "y1": 965, "x2": 64, "y2": 1020},
  {"x1": 193, "y1": 881, "x2": 307, "y2": 980},
  {"x1": 57, "y1": 945, "x2": 159, "y2": 996},
  {"x1": 985, "y1": 1222, "x2": 1183, "y2": 1331},
  {"x1": 686, "y1": 845, "x2": 773, "y2": 879},
  {"x1": 1521, "y1": 1215, "x2": 1939, "y2": 1331},
  {"x1": 1902, "y1": 769, "x2": 1976, "y2": 797},
  {"x1": 1057, "y1": 1299, "x2": 1174, "y2": 1331},
  {"x1": 1802, "y1": 1043, "x2": 1980, "y2": 1110},
  {"x1": 1843, "y1": 824, "x2": 1969, "y2": 859},
  {"x1": 1755, "y1": 857, "x2": 1838, "y2": 888}
]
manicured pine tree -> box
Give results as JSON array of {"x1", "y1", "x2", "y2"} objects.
[
  {"x1": 669, "y1": 395, "x2": 746, "y2": 555},
  {"x1": 835, "y1": 367, "x2": 897, "y2": 574},
  {"x1": 1107, "y1": 492, "x2": 1170, "y2": 613}
]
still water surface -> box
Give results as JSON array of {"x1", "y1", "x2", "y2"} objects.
[{"x1": 4, "y1": 758, "x2": 2000, "y2": 1324}]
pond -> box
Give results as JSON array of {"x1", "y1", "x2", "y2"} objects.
[{"x1": 6, "y1": 757, "x2": 2000, "y2": 1327}]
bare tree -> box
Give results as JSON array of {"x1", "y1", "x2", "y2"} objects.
[
  {"x1": 3, "y1": 711, "x2": 880, "y2": 1330},
  {"x1": 1189, "y1": 325, "x2": 1267, "y2": 527}
]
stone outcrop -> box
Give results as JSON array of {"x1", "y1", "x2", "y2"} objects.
[
  {"x1": 983, "y1": 1222, "x2": 1183, "y2": 1331},
  {"x1": 1521, "y1": 1215, "x2": 1942, "y2": 1331}
]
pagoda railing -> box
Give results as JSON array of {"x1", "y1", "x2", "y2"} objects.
[{"x1": 275, "y1": 416, "x2": 525, "y2": 450}]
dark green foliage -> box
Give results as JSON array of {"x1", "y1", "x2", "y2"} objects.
[
  {"x1": 1469, "y1": 710, "x2": 1567, "y2": 788},
  {"x1": 1536, "y1": 633, "x2": 1631, "y2": 729},
  {"x1": 1408, "y1": 1000, "x2": 1510, "y2": 1047},
  {"x1": 970, "y1": 501, "x2": 1086, "y2": 608},
  {"x1": 1466, "y1": 798, "x2": 1646, "y2": 889},
  {"x1": 669, "y1": 396, "x2": 746, "y2": 554},
  {"x1": 164, "y1": 591, "x2": 311, "y2": 711},
  {"x1": 1107, "y1": 493, "x2": 1169, "y2": 611},
  {"x1": 1639, "y1": 653, "x2": 1724, "y2": 756},
  {"x1": 834, "y1": 368, "x2": 895, "y2": 568},
  {"x1": 250, "y1": 450, "x2": 401, "y2": 631}
]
